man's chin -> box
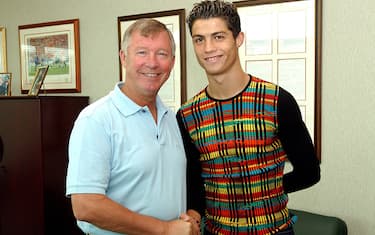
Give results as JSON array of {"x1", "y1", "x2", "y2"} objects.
[{"x1": 204, "y1": 67, "x2": 223, "y2": 76}]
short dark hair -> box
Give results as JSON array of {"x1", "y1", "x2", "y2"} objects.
[{"x1": 186, "y1": 0, "x2": 241, "y2": 38}]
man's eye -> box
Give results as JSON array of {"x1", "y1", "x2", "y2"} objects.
[
  {"x1": 194, "y1": 38, "x2": 203, "y2": 44},
  {"x1": 136, "y1": 51, "x2": 147, "y2": 55},
  {"x1": 157, "y1": 52, "x2": 168, "y2": 57},
  {"x1": 215, "y1": 35, "x2": 225, "y2": 40}
]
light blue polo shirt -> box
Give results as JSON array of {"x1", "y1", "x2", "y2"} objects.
[{"x1": 66, "y1": 82, "x2": 187, "y2": 235}]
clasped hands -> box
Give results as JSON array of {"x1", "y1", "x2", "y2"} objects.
[{"x1": 164, "y1": 209, "x2": 201, "y2": 235}]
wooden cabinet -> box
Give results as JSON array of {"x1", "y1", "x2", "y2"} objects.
[{"x1": 0, "y1": 96, "x2": 88, "y2": 235}]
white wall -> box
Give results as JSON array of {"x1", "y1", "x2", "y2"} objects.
[{"x1": 1, "y1": 0, "x2": 375, "y2": 234}]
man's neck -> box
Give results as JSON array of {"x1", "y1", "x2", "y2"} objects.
[
  {"x1": 121, "y1": 84, "x2": 158, "y2": 123},
  {"x1": 206, "y1": 71, "x2": 249, "y2": 100}
]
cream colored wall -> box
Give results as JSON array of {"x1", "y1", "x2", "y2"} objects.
[
  {"x1": 287, "y1": 1, "x2": 375, "y2": 235},
  {"x1": 0, "y1": 0, "x2": 204, "y2": 101},
  {"x1": 1, "y1": 0, "x2": 375, "y2": 234}
]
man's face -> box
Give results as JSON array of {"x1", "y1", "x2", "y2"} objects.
[
  {"x1": 120, "y1": 30, "x2": 175, "y2": 97},
  {"x1": 191, "y1": 17, "x2": 240, "y2": 76}
]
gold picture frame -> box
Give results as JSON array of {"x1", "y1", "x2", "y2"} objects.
[
  {"x1": 19, "y1": 19, "x2": 81, "y2": 93},
  {"x1": 28, "y1": 66, "x2": 49, "y2": 96},
  {"x1": 0, "y1": 26, "x2": 7, "y2": 72}
]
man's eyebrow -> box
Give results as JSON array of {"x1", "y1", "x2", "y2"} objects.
[
  {"x1": 213, "y1": 31, "x2": 229, "y2": 35},
  {"x1": 192, "y1": 31, "x2": 227, "y2": 38},
  {"x1": 192, "y1": 33, "x2": 204, "y2": 38}
]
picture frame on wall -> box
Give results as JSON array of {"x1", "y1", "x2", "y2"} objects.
[
  {"x1": 0, "y1": 26, "x2": 7, "y2": 72},
  {"x1": 0, "y1": 72, "x2": 11, "y2": 96},
  {"x1": 27, "y1": 65, "x2": 49, "y2": 96},
  {"x1": 233, "y1": 0, "x2": 322, "y2": 160},
  {"x1": 117, "y1": 9, "x2": 187, "y2": 112},
  {"x1": 18, "y1": 19, "x2": 81, "y2": 94}
]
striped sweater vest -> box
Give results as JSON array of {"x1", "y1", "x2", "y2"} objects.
[{"x1": 179, "y1": 77, "x2": 295, "y2": 235}]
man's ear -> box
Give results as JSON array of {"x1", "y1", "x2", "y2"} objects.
[
  {"x1": 119, "y1": 50, "x2": 126, "y2": 66},
  {"x1": 236, "y1": 32, "x2": 245, "y2": 48}
]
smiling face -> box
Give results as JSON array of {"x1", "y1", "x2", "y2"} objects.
[
  {"x1": 191, "y1": 17, "x2": 243, "y2": 77},
  {"x1": 120, "y1": 29, "x2": 175, "y2": 101}
]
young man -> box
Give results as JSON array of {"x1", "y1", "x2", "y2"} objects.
[
  {"x1": 177, "y1": 1, "x2": 321, "y2": 234},
  {"x1": 66, "y1": 19, "x2": 199, "y2": 235}
]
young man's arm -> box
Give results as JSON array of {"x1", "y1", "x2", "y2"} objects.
[
  {"x1": 277, "y1": 87, "x2": 321, "y2": 193},
  {"x1": 176, "y1": 112, "x2": 206, "y2": 218}
]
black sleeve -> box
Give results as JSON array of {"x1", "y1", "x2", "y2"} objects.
[
  {"x1": 176, "y1": 111, "x2": 206, "y2": 215},
  {"x1": 278, "y1": 87, "x2": 321, "y2": 193}
]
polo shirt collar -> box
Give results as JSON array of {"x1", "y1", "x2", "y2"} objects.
[{"x1": 111, "y1": 82, "x2": 169, "y2": 118}]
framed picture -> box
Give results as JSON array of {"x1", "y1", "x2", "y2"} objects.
[
  {"x1": 0, "y1": 72, "x2": 11, "y2": 96},
  {"x1": 233, "y1": 0, "x2": 322, "y2": 160},
  {"x1": 0, "y1": 26, "x2": 7, "y2": 72},
  {"x1": 28, "y1": 65, "x2": 49, "y2": 96},
  {"x1": 19, "y1": 19, "x2": 81, "y2": 93},
  {"x1": 117, "y1": 9, "x2": 187, "y2": 112}
]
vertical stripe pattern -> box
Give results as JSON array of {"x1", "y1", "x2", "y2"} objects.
[{"x1": 179, "y1": 77, "x2": 295, "y2": 235}]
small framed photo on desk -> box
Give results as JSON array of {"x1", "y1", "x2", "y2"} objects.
[
  {"x1": 0, "y1": 72, "x2": 11, "y2": 96},
  {"x1": 28, "y1": 65, "x2": 49, "y2": 96}
]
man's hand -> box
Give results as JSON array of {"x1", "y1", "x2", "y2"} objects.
[
  {"x1": 179, "y1": 211, "x2": 201, "y2": 235},
  {"x1": 164, "y1": 219, "x2": 195, "y2": 235}
]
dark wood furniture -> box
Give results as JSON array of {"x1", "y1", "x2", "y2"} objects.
[{"x1": 0, "y1": 96, "x2": 88, "y2": 235}]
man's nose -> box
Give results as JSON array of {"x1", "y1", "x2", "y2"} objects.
[
  {"x1": 204, "y1": 39, "x2": 216, "y2": 52},
  {"x1": 145, "y1": 54, "x2": 158, "y2": 68}
]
